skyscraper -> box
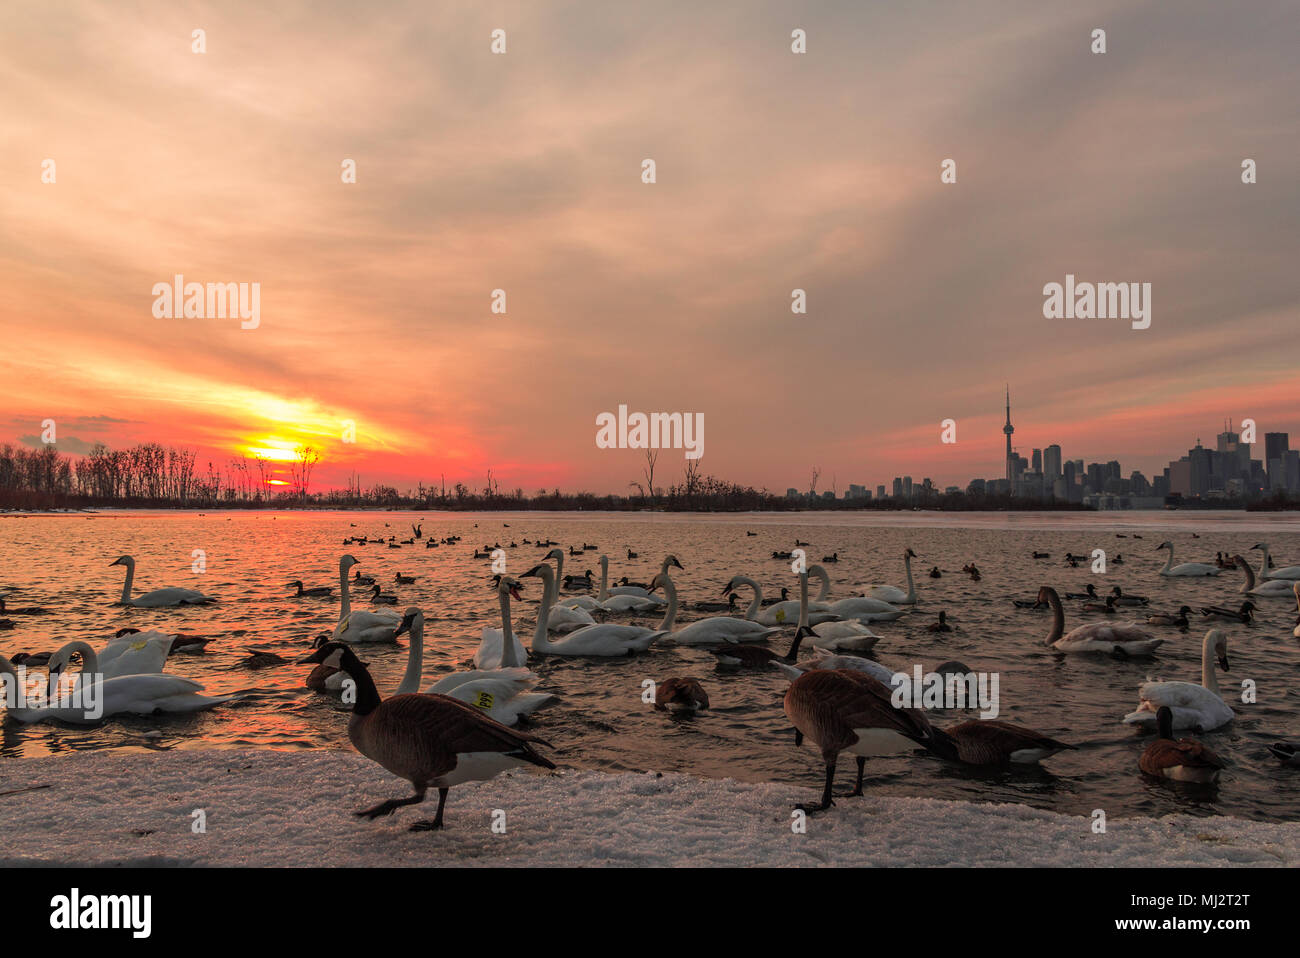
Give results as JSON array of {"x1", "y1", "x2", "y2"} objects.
[
  {"x1": 1003, "y1": 386, "x2": 1014, "y2": 482},
  {"x1": 1044, "y1": 444, "x2": 1062, "y2": 484}
]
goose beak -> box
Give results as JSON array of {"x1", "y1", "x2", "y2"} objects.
[{"x1": 296, "y1": 649, "x2": 326, "y2": 664}]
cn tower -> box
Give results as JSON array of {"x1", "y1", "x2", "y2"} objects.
[{"x1": 1003, "y1": 385, "x2": 1015, "y2": 482}]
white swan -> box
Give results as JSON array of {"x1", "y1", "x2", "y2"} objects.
[
  {"x1": 651, "y1": 570, "x2": 779, "y2": 645},
  {"x1": 523, "y1": 563, "x2": 666, "y2": 656},
  {"x1": 110, "y1": 555, "x2": 215, "y2": 607},
  {"x1": 867, "y1": 548, "x2": 918, "y2": 604},
  {"x1": 334, "y1": 555, "x2": 401, "y2": 644},
  {"x1": 1233, "y1": 554, "x2": 1296, "y2": 597},
  {"x1": 94, "y1": 630, "x2": 172, "y2": 678},
  {"x1": 1253, "y1": 542, "x2": 1300, "y2": 581},
  {"x1": 770, "y1": 647, "x2": 898, "y2": 686},
  {"x1": 1156, "y1": 541, "x2": 1220, "y2": 577},
  {"x1": 1122, "y1": 629, "x2": 1235, "y2": 731},
  {"x1": 1039, "y1": 587, "x2": 1163, "y2": 655},
  {"x1": 727, "y1": 571, "x2": 838, "y2": 626},
  {"x1": 393, "y1": 605, "x2": 554, "y2": 726},
  {"x1": 18, "y1": 641, "x2": 233, "y2": 724},
  {"x1": 600, "y1": 554, "x2": 681, "y2": 598},
  {"x1": 536, "y1": 550, "x2": 600, "y2": 631},
  {"x1": 474, "y1": 577, "x2": 528, "y2": 670},
  {"x1": 793, "y1": 565, "x2": 881, "y2": 652}
]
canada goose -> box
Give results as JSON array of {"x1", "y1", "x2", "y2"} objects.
[
  {"x1": 1198, "y1": 601, "x2": 1254, "y2": 624},
  {"x1": 1139, "y1": 707, "x2": 1225, "y2": 783},
  {"x1": 298, "y1": 641, "x2": 555, "y2": 830},
  {"x1": 867, "y1": 548, "x2": 918, "y2": 604},
  {"x1": 928, "y1": 720, "x2": 1074, "y2": 765},
  {"x1": 0, "y1": 598, "x2": 49, "y2": 615},
  {"x1": 653, "y1": 677, "x2": 709, "y2": 713},
  {"x1": 241, "y1": 648, "x2": 289, "y2": 668},
  {"x1": 1233, "y1": 555, "x2": 1295, "y2": 597},
  {"x1": 1122, "y1": 629, "x2": 1234, "y2": 732},
  {"x1": 925, "y1": 611, "x2": 952, "y2": 633},
  {"x1": 1038, "y1": 586, "x2": 1163, "y2": 655},
  {"x1": 305, "y1": 634, "x2": 363, "y2": 691},
  {"x1": 1267, "y1": 742, "x2": 1300, "y2": 767},
  {"x1": 370, "y1": 584, "x2": 398, "y2": 605},
  {"x1": 1110, "y1": 586, "x2": 1149, "y2": 606},
  {"x1": 1146, "y1": 606, "x2": 1192, "y2": 629},
  {"x1": 784, "y1": 668, "x2": 937, "y2": 812},
  {"x1": 288, "y1": 580, "x2": 332, "y2": 598},
  {"x1": 1080, "y1": 595, "x2": 1119, "y2": 614},
  {"x1": 109, "y1": 555, "x2": 215, "y2": 607},
  {"x1": 710, "y1": 625, "x2": 813, "y2": 669},
  {"x1": 1065, "y1": 584, "x2": 1099, "y2": 600},
  {"x1": 1156, "y1": 541, "x2": 1220, "y2": 577}
]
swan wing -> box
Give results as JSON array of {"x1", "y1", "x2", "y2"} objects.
[{"x1": 672, "y1": 617, "x2": 778, "y2": 645}]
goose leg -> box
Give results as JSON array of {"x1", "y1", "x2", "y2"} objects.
[
  {"x1": 796, "y1": 760, "x2": 836, "y2": 813},
  {"x1": 409, "y1": 788, "x2": 450, "y2": 831},
  {"x1": 355, "y1": 787, "x2": 426, "y2": 820},
  {"x1": 848, "y1": 756, "x2": 867, "y2": 796}
]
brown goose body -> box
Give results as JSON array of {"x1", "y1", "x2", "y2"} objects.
[
  {"x1": 654, "y1": 677, "x2": 709, "y2": 712},
  {"x1": 302, "y1": 639, "x2": 554, "y2": 829},
  {"x1": 783, "y1": 668, "x2": 935, "y2": 811},
  {"x1": 932, "y1": 720, "x2": 1074, "y2": 765},
  {"x1": 1139, "y1": 707, "x2": 1224, "y2": 783}
]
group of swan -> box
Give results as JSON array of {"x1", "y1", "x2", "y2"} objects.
[{"x1": 1122, "y1": 629, "x2": 1234, "y2": 732}]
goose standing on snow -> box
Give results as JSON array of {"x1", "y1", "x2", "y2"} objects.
[
  {"x1": 1122, "y1": 628, "x2": 1234, "y2": 731},
  {"x1": 1252, "y1": 542, "x2": 1300, "y2": 581},
  {"x1": 867, "y1": 548, "x2": 918, "y2": 604},
  {"x1": 1139, "y1": 707, "x2": 1225, "y2": 783},
  {"x1": 1038, "y1": 586, "x2": 1163, "y2": 655},
  {"x1": 1155, "y1": 541, "x2": 1219, "y2": 577},
  {"x1": 523, "y1": 563, "x2": 666, "y2": 656},
  {"x1": 333, "y1": 556, "x2": 401, "y2": 644},
  {"x1": 650, "y1": 570, "x2": 779, "y2": 645},
  {"x1": 298, "y1": 641, "x2": 554, "y2": 830},
  {"x1": 783, "y1": 668, "x2": 937, "y2": 812},
  {"x1": 110, "y1": 555, "x2": 215, "y2": 607}
]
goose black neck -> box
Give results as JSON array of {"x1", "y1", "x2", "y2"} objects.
[
  {"x1": 782, "y1": 628, "x2": 808, "y2": 663},
  {"x1": 340, "y1": 650, "x2": 383, "y2": 716}
]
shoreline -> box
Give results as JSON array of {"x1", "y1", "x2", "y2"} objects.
[{"x1": 2, "y1": 749, "x2": 1295, "y2": 867}]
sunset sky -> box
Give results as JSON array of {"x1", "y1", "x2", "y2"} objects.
[{"x1": 1, "y1": 1, "x2": 1296, "y2": 495}]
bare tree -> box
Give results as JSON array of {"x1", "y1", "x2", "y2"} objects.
[
  {"x1": 809, "y1": 466, "x2": 821, "y2": 497},
  {"x1": 643, "y1": 449, "x2": 659, "y2": 505},
  {"x1": 293, "y1": 444, "x2": 320, "y2": 503}
]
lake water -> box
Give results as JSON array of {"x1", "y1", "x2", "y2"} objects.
[{"x1": 3, "y1": 509, "x2": 1299, "y2": 822}]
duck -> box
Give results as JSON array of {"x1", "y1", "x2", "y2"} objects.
[
  {"x1": 866, "y1": 548, "x2": 918, "y2": 604},
  {"x1": 1267, "y1": 742, "x2": 1300, "y2": 767},
  {"x1": 288, "y1": 580, "x2": 332, "y2": 598},
  {"x1": 1198, "y1": 601, "x2": 1254, "y2": 624},
  {"x1": 0, "y1": 597, "x2": 49, "y2": 615},
  {"x1": 1032, "y1": 551, "x2": 1050, "y2": 559},
  {"x1": 562, "y1": 570, "x2": 594, "y2": 590},
  {"x1": 1065, "y1": 584, "x2": 1099, "y2": 600},
  {"x1": 297, "y1": 641, "x2": 555, "y2": 831},
  {"x1": 333, "y1": 556, "x2": 401, "y2": 644},
  {"x1": 167, "y1": 633, "x2": 211, "y2": 654},
  {"x1": 369, "y1": 585, "x2": 399, "y2": 605},
  {"x1": 925, "y1": 611, "x2": 953, "y2": 633},
  {"x1": 1080, "y1": 595, "x2": 1119, "y2": 614},
  {"x1": 822, "y1": 553, "x2": 839, "y2": 563},
  {"x1": 352, "y1": 571, "x2": 376, "y2": 586},
  {"x1": 783, "y1": 668, "x2": 938, "y2": 813},
  {"x1": 1156, "y1": 541, "x2": 1220, "y2": 577},
  {"x1": 928, "y1": 720, "x2": 1074, "y2": 765},
  {"x1": 1012, "y1": 597, "x2": 1048, "y2": 609},
  {"x1": 1139, "y1": 706, "x2": 1225, "y2": 783},
  {"x1": 1146, "y1": 606, "x2": 1192, "y2": 629},
  {"x1": 1122, "y1": 629, "x2": 1234, "y2": 732},
  {"x1": 1232, "y1": 554, "x2": 1296, "y2": 598},
  {"x1": 653, "y1": 677, "x2": 710, "y2": 713},
  {"x1": 652, "y1": 570, "x2": 780, "y2": 645},
  {"x1": 523, "y1": 563, "x2": 666, "y2": 656},
  {"x1": 110, "y1": 555, "x2": 215, "y2": 607},
  {"x1": 8, "y1": 650, "x2": 53, "y2": 667},
  {"x1": 627, "y1": 548, "x2": 638, "y2": 559},
  {"x1": 1038, "y1": 586, "x2": 1163, "y2": 655},
  {"x1": 241, "y1": 648, "x2": 289, "y2": 668},
  {"x1": 1110, "y1": 586, "x2": 1149, "y2": 606},
  {"x1": 928, "y1": 567, "x2": 942, "y2": 579},
  {"x1": 394, "y1": 573, "x2": 417, "y2": 585}
]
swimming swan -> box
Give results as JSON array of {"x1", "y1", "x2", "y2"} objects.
[
  {"x1": 110, "y1": 555, "x2": 215, "y2": 607},
  {"x1": 1122, "y1": 628, "x2": 1235, "y2": 731}
]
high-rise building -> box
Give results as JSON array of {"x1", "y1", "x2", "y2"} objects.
[
  {"x1": 1044, "y1": 445, "x2": 1062, "y2": 485},
  {"x1": 1032, "y1": 448, "x2": 1042, "y2": 473},
  {"x1": 876, "y1": 484, "x2": 886, "y2": 500},
  {"x1": 1003, "y1": 386, "x2": 1015, "y2": 482},
  {"x1": 1265, "y1": 433, "x2": 1290, "y2": 490}
]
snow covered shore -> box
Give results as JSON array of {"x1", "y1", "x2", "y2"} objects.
[{"x1": 1, "y1": 749, "x2": 1295, "y2": 867}]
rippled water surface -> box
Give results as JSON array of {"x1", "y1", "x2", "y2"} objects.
[{"x1": 3, "y1": 509, "x2": 1300, "y2": 822}]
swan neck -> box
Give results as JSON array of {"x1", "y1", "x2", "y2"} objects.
[
  {"x1": 739, "y1": 576, "x2": 762, "y2": 619},
  {"x1": 1160, "y1": 547, "x2": 1174, "y2": 574},
  {"x1": 814, "y1": 567, "x2": 830, "y2": 602},
  {"x1": 797, "y1": 572, "x2": 809, "y2": 629},
  {"x1": 499, "y1": 588, "x2": 519, "y2": 668},
  {"x1": 1240, "y1": 558, "x2": 1254, "y2": 593},
  {"x1": 532, "y1": 570, "x2": 554, "y2": 650},
  {"x1": 395, "y1": 617, "x2": 424, "y2": 695},
  {"x1": 598, "y1": 556, "x2": 609, "y2": 602},
  {"x1": 658, "y1": 576, "x2": 677, "y2": 631},
  {"x1": 1202, "y1": 634, "x2": 1220, "y2": 694},
  {"x1": 120, "y1": 561, "x2": 134, "y2": 604},
  {"x1": 339, "y1": 561, "x2": 351, "y2": 618},
  {"x1": 1046, "y1": 591, "x2": 1064, "y2": 645},
  {"x1": 903, "y1": 552, "x2": 915, "y2": 600}
]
